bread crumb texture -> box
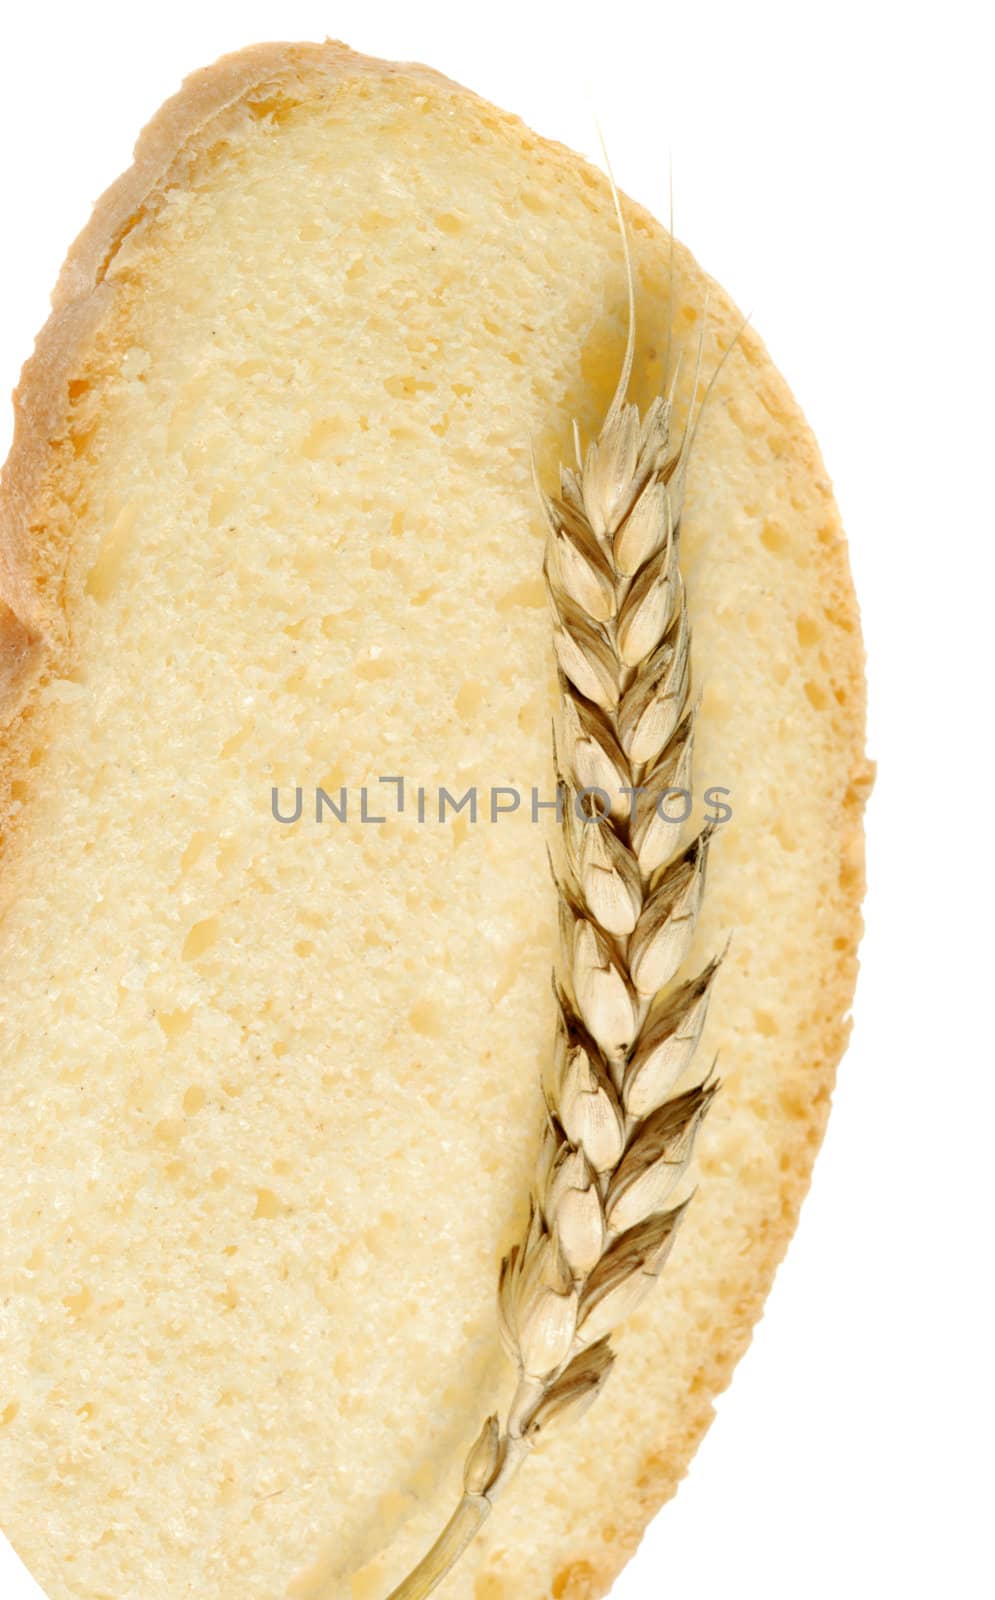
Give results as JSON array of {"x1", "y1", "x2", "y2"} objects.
[{"x1": 0, "y1": 43, "x2": 868, "y2": 1600}]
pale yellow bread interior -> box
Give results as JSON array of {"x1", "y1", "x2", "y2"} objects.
[{"x1": 0, "y1": 43, "x2": 869, "y2": 1600}]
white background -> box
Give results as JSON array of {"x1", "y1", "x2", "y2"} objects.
[{"x1": 0, "y1": 3, "x2": 991, "y2": 1597}]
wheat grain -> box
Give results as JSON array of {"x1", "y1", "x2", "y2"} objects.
[{"x1": 385, "y1": 254, "x2": 722, "y2": 1600}]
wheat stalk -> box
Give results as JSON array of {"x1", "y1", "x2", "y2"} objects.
[{"x1": 385, "y1": 237, "x2": 722, "y2": 1600}]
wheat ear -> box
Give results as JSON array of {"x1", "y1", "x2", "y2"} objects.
[{"x1": 385, "y1": 280, "x2": 722, "y2": 1600}]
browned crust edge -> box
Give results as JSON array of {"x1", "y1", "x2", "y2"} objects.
[
  {"x1": 0, "y1": 40, "x2": 464, "y2": 707},
  {"x1": 0, "y1": 38, "x2": 871, "y2": 1600}
]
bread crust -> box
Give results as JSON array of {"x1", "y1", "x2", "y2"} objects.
[
  {"x1": 0, "y1": 40, "x2": 870, "y2": 1600},
  {"x1": 0, "y1": 43, "x2": 452, "y2": 699}
]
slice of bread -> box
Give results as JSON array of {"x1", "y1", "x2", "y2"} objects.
[{"x1": 0, "y1": 41, "x2": 870, "y2": 1600}]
